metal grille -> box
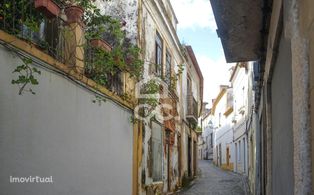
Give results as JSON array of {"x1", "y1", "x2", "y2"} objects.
[{"x1": 0, "y1": 0, "x2": 64, "y2": 62}]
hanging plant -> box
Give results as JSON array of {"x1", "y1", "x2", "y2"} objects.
[
  {"x1": 82, "y1": 0, "x2": 143, "y2": 89},
  {"x1": 11, "y1": 57, "x2": 41, "y2": 95}
]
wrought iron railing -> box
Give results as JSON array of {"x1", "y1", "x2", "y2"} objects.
[
  {"x1": 84, "y1": 44, "x2": 124, "y2": 95},
  {"x1": 0, "y1": 0, "x2": 65, "y2": 62},
  {"x1": 0, "y1": 0, "x2": 124, "y2": 95}
]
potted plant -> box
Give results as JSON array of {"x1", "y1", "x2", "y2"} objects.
[
  {"x1": 34, "y1": 0, "x2": 61, "y2": 18},
  {"x1": 64, "y1": 2, "x2": 84, "y2": 25}
]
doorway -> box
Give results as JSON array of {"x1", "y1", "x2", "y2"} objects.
[
  {"x1": 219, "y1": 144, "x2": 222, "y2": 167},
  {"x1": 178, "y1": 135, "x2": 181, "y2": 181},
  {"x1": 243, "y1": 137, "x2": 246, "y2": 173},
  {"x1": 226, "y1": 146, "x2": 230, "y2": 167},
  {"x1": 193, "y1": 141, "x2": 197, "y2": 176},
  {"x1": 188, "y1": 137, "x2": 192, "y2": 177}
]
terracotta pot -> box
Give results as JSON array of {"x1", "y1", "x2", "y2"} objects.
[
  {"x1": 34, "y1": 0, "x2": 61, "y2": 18},
  {"x1": 90, "y1": 39, "x2": 112, "y2": 52},
  {"x1": 126, "y1": 55, "x2": 134, "y2": 65},
  {"x1": 64, "y1": 5, "x2": 84, "y2": 25}
]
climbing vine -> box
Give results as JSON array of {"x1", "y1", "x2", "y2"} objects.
[
  {"x1": 11, "y1": 57, "x2": 41, "y2": 95},
  {"x1": 170, "y1": 63, "x2": 185, "y2": 91},
  {"x1": 140, "y1": 80, "x2": 160, "y2": 108},
  {"x1": 1, "y1": 0, "x2": 144, "y2": 96},
  {"x1": 83, "y1": 2, "x2": 143, "y2": 87}
]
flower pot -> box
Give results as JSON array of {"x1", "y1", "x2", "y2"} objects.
[
  {"x1": 64, "y1": 5, "x2": 84, "y2": 25},
  {"x1": 34, "y1": 0, "x2": 60, "y2": 18},
  {"x1": 90, "y1": 39, "x2": 112, "y2": 52},
  {"x1": 126, "y1": 55, "x2": 134, "y2": 65}
]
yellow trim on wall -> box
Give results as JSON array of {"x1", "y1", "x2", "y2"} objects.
[
  {"x1": 224, "y1": 107, "x2": 234, "y2": 116},
  {"x1": 211, "y1": 88, "x2": 226, "y2": 115},
  {"x1": 0, "y1": 30, "x2": 134, "y2": 109},
  {"x1": 220, "y1": 163, "x2": 234, "y2": 171}
]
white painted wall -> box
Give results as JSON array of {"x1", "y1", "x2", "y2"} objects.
[
  {"x1": 212, "y1": 89, "x2": 235, "y2": 167},
  {"x1": 231, "y1": 63, "x2": 253, "y2": 174},
  {"x1": 0, "y1": 46, "x2": 133, "y2": 195},
  {"x1": 201, "y1": 114, "x2": 214, "y2": 160}
]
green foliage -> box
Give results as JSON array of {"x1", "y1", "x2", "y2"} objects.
[
  {"x1": 2, "y1": 0, "x2": 143, "y2": 96},
  {"x1": 196, "y1": 126, "x2": 202, "y2": 132},
  {"x1": 177, "y1": 64, "x2": 185, "y2": 76},
  {"x1": 82, "y1": 0, "x2": 143, "y2": 89},
  {"x1": 92, "y1": 94, "x2": 107, "y2": 106},
  {"x1": 11, "y1": 57, "x2": 41, "y2": 95},
  {"x1": 170, "y1": 64, "x2": 185, "y2": 91},
  {"x1": 140, "y1": 80, "x2": 160, "y2": 108},
  {"x1": 0, "y1": 0, "x2": 44, "y2": 35},
  {"x1": 129, "y1": 115, "x2": 140, "y2": 124}
]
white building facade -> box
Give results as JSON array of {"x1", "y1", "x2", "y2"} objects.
[
  {"x1": 212, "y1": 62, "x2": 254, "y2": 174},
  {"x1": 212, "y1": 86, "x2": 235, "y2": 170},
  {"x1": 230, "y1": 62, "x2": 253, "y2": 175},
  {"x1": 200, "y1": 111, "x2": 214, "y2": 160}
]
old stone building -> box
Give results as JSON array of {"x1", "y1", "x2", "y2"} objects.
[
  {"x1": 0, "y1": 0, "x2": 204, "y2": 195},
  {"x1": 101, "y1": 1, "x2": 205, "y2": 193},
  {"x1": 180, "y1": 45, "x2": 204, "y2": 185}
]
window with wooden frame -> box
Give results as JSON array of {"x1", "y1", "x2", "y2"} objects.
[
  {"x1": 165, "y1": 49, "x2": 172, "y2": 86},
  {"x1": 155, "y1": 31, "x2": 163, "y2": 77},
  {"x1": 151, "y1": 121, "x2": 163, "y2": 181}
]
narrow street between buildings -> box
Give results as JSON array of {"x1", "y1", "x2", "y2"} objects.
[{"x1": 178, "y1": 160, "x2": 248, "y2": 195}]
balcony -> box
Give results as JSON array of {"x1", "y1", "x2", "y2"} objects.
[
  {"x1": 84, "y1": 43, "x2": 123, "y2": 96},
  {"x1": 0, "y1": 0, "x2": 126, "y2": 96},
  {"x1": 186, "y1": 94, "x2": 198, "y2": 124},
  {"x1": 0, "y1": 0, "x2": 64, "y2": 62}
]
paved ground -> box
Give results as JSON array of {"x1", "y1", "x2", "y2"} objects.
[{"x1": 177, "y1": 160, "x2": 248, "y2": 195}]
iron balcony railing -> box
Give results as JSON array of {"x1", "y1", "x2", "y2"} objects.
[
  {"x1": 0, "y1": 0, "x2": 65, "y2": 62},
  {"x1": 0, "y1": 0, "x2": 124, "y2": 95},
  {"x1": 84, "y1": 43, "x2": 124, "y2": 96},
  {"x1": 187, "y1": 94, "x2": 198, "y2": 121}
]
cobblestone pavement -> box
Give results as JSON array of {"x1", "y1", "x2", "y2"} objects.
[{"x1": 177, "y1": 160, "x2": 248, "y2": 195}]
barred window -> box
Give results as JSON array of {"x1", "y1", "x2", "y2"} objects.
[
  {"x1": 155, "y1": 31, "x2": 163, "y2": 77},
  {"x1": 165, "y1": 50, "x2": 171, "y2": 86}
]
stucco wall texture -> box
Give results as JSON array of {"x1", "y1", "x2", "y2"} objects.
[
  {"x1": 0, "y1": 46, "x2": 133, "y2": 195},
  {"x1": 271, "y1": 36, "x2": 294, "y2": 195}
]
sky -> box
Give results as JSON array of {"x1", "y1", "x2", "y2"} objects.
[{"x1": 171, "y1": 0, "x2": 231, "y2": 107}]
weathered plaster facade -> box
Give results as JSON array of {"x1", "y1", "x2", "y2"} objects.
[
  {"x1": 0, "y1": 1, "x2": 205, "y2": 194},
  {"x1": 211, "y1": 0, "x2": 314, "y2": 194},
  {"x1": 100, "y1": 0, "x2": 203, "y2": 194}
]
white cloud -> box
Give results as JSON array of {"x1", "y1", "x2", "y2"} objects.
[
  {"x1": 171, "y1": 0, "x2": 217, "y2": 31},
  {"x1": 196, "y1": 55, "x2": 233, "y2": 107},
  {"x1": 170, "y1": 0, "x2": 231, "y2": 108}
]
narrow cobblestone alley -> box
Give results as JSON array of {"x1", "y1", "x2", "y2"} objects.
[{"x1": 177, "y1": 160, "x2": 248, "y2": 195}]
